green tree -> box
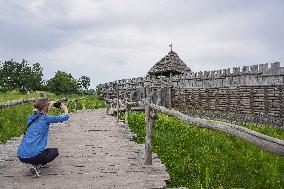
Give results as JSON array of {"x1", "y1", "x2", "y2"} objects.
[
  {"x1": 17, "y1": 60, "x2": 32, "y2": 93},
  {"x1": 78, "y1": 75, "x2": 90, "y2": 91},
  {"x1": 29, "y1": 63, "x2": 43, "y2": 91},
  {"x1": 0, "y1": 59, "x2": 19, "y2": 90},
  {"x1": 47, "y1": 71, "x2": 79, "y2": 95},
  {"x1": 0, "y1": 59, "x2": 43, "y2": 93}
]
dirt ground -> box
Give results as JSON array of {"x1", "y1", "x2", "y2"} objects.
[{"x1": 0, "y1": 109, "x2": 170, "y2": 189}]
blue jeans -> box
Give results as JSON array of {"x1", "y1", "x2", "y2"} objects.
[{"x1": 18, "y1": 148, "x2": 59, "y2": 166}]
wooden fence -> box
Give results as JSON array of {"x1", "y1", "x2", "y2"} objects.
[
  {"x1": 0, "y1": 98, "x2": 35, "y2": 109},
  {"x1": 0, "y1": 97, "x2": 86, "y2": 112},
  {"x1": 171, "y1": 85, "x2": 284, "y2": 116},
  {"x1": 106, "y1": 97, "x2": 284, "y2": 165}
]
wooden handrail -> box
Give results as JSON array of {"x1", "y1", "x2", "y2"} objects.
[
  {"x1": 67, "y1": 97, "x2": 86, "y2": 112},
  {"x1": 108, "y1": 97, "x2": 284, "y2": 165},
  {"x1": 0, "y1": 98, "x2": 35, "y2": 109},
  {"x1": 0, "y1": 97, "x2": 69, "y2": 109},
  {"x1": 147, "y1": 102, "x2": 284, "y2": 158},
  {"x1": 0, "y1": 96, "x2": 90, "y2": 114}
]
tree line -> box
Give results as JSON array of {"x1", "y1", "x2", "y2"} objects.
[{"x1": 0, "y1": 59, "x2": 91, "y2": 95}]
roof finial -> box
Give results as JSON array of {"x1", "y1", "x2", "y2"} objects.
[{"x1": 169, "y1": 44, "x2": 173, "y2": 52}]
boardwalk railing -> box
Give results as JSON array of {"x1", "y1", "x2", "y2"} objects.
[
  {"x1": 106, "y1": 96, "x2": 284, "y2": 165},
  {"x1": 0, "y1": 97, "x2": 86, "y2": 112},
  {"x1": 0, "y1": 98, "x2": 35, "y2": 109},
  {"x1": 67, "y1": 97, "x2": 86, "y2": 112}
]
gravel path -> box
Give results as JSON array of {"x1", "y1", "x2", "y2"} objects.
[{"x1": 0, "y1": 109, "x2": 170, "y2": 189}]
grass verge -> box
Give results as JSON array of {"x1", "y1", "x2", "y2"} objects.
[{"x1": 126, "y1": 111, "x2": 284, "y2": 189}]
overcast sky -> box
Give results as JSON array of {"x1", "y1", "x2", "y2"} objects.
[{"x1": 0, "y1": 0, "x2": 283, "y2": 88}]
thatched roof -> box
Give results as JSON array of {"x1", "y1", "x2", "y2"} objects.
[{"x1": 148, "y1": 50, "x2": 190, "y2": 77}]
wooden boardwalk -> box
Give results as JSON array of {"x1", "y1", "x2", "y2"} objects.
[{"x1": 0, "y1": 109, "x2": 170, "y2": 189}]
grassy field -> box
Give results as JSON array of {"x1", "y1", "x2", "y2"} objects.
[
  {"x1": 125, "y1": 111, "x2": 284, "y2": 189},
  {"x1": 0, "y1": 92, "x2": 105, "y2": 143},
  {"x1": 0, "y1": 103, "x2": 33, "y2": 143},
  {"x1": 0, "y1": 91, "x2": 57, "y2": 102},
  {"x1": 1, "y1": 91, "x2": 283, "y2": 188}
]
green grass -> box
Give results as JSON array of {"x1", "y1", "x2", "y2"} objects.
[
  {"x1": 0, "y1": 103, "x2": 33, "y2": 143},
  {"x1": 241, "y1": 123, "x2": 284, "y2": 141},
  {"x1": 67, "y1": 96, "x2": 106, "y2": 112},
  {"x1": 0, "y1": 92, "x2": 105, "y2": 143},
  {"x1": 0, "y1": 91, "x2": 57, "y2": 102},
  {"x1": 125, "y1": 111, "x2": 284, "y2": 189}
]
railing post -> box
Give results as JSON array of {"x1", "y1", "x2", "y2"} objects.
[
  {"x1": 74, "y1": 99, "x2": 77, "y2": 112},
  {"x1": 116, "y1": 97, "x2": 120, "y2": 123},
  {"x1": 82, "y1": 97, "x2": 86, "y2": 110},
  {"x1": 145, "y1": 98, "x2": 154, "y2": 165},
  {"x1": 106, "y1": 100, "x2": 110, "y2": 115},
  {"x1": 125, "y1": 103, "x2": 130, "y2": 129}
]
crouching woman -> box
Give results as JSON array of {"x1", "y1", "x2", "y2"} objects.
[{"x1": 17, "y1": 98, "x2": 69, "y2": 177}]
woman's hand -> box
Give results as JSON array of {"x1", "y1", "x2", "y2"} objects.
[
  {"x1": 48, "y1": 101, "x2": 54, "y2": 111},
  {"x1": 60, "y1": 103, "x2": 69, "y2": 114}
]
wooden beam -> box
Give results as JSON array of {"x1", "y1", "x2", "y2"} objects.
[
  {"x1": 149, "y1": 103, "x2": 284, "y2": 156},
  {"x1": 0, "y1": 98, "x2": 35, "y2": 109}
]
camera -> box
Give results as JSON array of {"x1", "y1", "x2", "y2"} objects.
[{"x1": 53, "y1": 101, "x2": 62, "y2": 108}]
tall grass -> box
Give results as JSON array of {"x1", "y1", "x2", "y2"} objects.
[
  {"x1": 126, "y1": 111, "x2": 284, "y2": 189},
  {"x1": 67, "y1": 97, "x2": 105, "y2": 112},
  {"x1": 0, "y1": 103, "x2": 33, "y2": 143}
]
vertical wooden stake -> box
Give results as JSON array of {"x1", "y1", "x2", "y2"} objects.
[
  {"x1": 280, "y1": 85, "x2": 283, "y2": 116},
  {"x1": 82, "y1": 98, "x2": 86, "y2": 110},
  {"x1": 116, "y1": 98, "x2": 120, "y2": 123},
  {"x1": 168, "y1": 87, "x2": 172, "y2": 108},
  {"x1": 67, "y1": 100, "x2": 70, "y2": 108},
  {"x1": 106, "y1": 101, "x2": 110, "y2": 115},
  {"x1": 145, "y1": 99, "x2": 153, "y2": 165},
  {"x1": 157, "y1": 88, "x2": 161, "y2": 105},
  {"x1": 74, "y1": 99, "x2": 77, "y2": 112},
  {"x1": 125, "y1": 103, "x2": 129, "y2": 129}
]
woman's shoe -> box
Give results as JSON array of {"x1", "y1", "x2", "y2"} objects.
[
  {"x1": 30, "y1": 165, "x2": 41, "y2": 177},
  {"x1": 39, "y1": 164, "x2": 48, "y2": 168}
]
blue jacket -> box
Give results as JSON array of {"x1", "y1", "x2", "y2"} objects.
[{"x1": 17, "y1": 113, "x2": 69, "y2": 158}]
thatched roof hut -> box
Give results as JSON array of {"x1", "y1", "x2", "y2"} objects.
[{"x1": 148, "y1": 50, "x2": 190, "y2": 77}]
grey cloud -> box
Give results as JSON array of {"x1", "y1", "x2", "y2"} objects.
[{"x1": 0, "y1": 0, "x2": 283, "y2": 88}]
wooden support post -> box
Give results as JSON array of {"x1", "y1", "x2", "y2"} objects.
[
  {"x1": 74, "y1": 99, "x2": 77, "y2": 112},
  {"x1": 178, "y1": 87, "x2": 181, "y2": 108},
  {"x1": 125, "y1": 103, "x2": 130, "y2": 129},
  {"x1": 250, "y1": 87, "x2": 254, "y2": 115},
  {"x1": 237, "y1": 86, "x2": 240, "y2": 113},
  {"x1": 168, "y1": 77, "x2": 172, "y2": 109},
  {"x1": 145, "y1": 98, "x2": 154, "y2": 165},
  {"x1": 264, "y1": 86, "x2": 268, "y2": 116},
  {"x1": 157, "y1": 88, "x2": 161, "y2": 106},
  {"x1": 106, "y1": 101, "x2": 110, "y2": 115},
  {"x1": 116, "y1": 98, "x2": 120, "y2": 123},
  {"x1": 227, "y1": 87, "x2": 230, "y2": 112},
  {"x1": 66, "y1": 99, "x2": 70, "y2": 108},
  {"x1": 280, "y1": 85, "x2": 283, "y2": 116},
  {"x1": 82, "y1": 98, "x2": 86, "y2": 110}
]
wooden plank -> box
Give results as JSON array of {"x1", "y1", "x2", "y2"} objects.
[{"x1": 0, "y1": 98, "x2": 35, "y2": 108}]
